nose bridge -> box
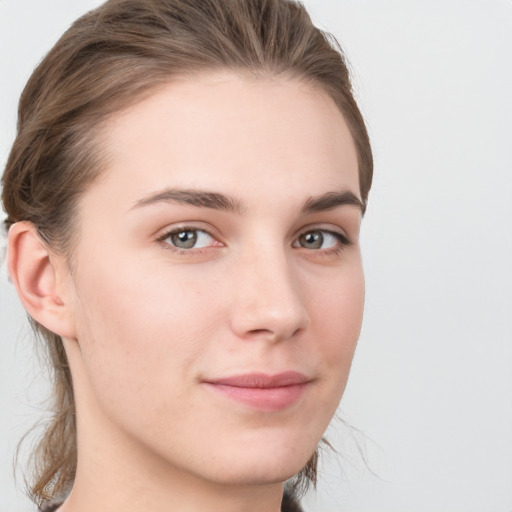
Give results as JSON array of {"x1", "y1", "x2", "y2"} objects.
[{"x1": 230, "y1": 239, "x2": 309, "y2": 341}]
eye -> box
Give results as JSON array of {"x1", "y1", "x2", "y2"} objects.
[
  {"x1": 294, "y1": 230, "x2": 348, "y2": 250},
  {"x1": 161, "y1": 228, "x2": 216, "y2": 250}
]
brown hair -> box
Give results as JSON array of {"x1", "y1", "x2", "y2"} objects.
[{"x1": 2, "y1": 0, "x2": 373, "y2": 506}]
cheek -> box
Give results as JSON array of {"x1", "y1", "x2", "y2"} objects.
[
  {"x1": 71, "y1": 255, "x2": 223, "y2": 408},
  {"x1": 312, "y1": 261, "x2": 364, "y2": 337},
  {"x1": 308, "y1": 263, "x2": 364, "y2": 385}
]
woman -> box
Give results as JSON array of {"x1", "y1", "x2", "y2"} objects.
[{"x1": 2, "y1": 0, "x2": 372, "y2": 511}]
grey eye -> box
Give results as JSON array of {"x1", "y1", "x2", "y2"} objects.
[
  {"x1": 295, "y1": 230, "x2": 341, "y2": 250},
  {"x1": 298, "y1": 231, "x2": 324, "y2": 249},
  {"x1": 170, "y1": 230, "x2": 198, "y2": 249},
  {"x1": 165, "y1": 229, "x2": 214, "y2": 250}
]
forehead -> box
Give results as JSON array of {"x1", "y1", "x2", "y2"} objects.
[{"x1": 89, "y1": 71, "x2": 359, "y2": 211}]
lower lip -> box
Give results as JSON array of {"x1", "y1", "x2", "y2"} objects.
[{"x1": 204, "y1": 383, "x2": 308, "y2": 411}]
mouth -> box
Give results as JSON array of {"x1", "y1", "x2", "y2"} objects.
[{"x1": 202, "y1": 371, "x2": 311, "y2": 411}]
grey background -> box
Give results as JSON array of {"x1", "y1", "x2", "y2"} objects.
[{"x1": 1, "y1": 0, "x2": 511, "y2": 510}]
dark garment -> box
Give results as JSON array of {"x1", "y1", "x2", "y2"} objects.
[
  {"x1": 282, "y1": 490, "x2": 304, "y2": 512},
  {"x1": 40, "y1": 491, "x2": 304, "y2": 512},
  {"x1": 40, "y1": 506, "x2": 60, "y2": 512}
]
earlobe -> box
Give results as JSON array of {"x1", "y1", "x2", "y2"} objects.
[{"x1": 7, "y1": 221, "x2": 77, "y2": 339}]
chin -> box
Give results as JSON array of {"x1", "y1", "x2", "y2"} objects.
[
  {"x1": 209, "y1": 460, "x2": 309, "y2": 487},
  {"x1": 195, "y1": 435, "x2": 318, "y2": 487}
]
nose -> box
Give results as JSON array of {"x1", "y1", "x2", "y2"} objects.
[{"x1": 229, "y1": 246, "x2": 310, "y2": 342}]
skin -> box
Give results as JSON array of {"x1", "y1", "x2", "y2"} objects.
[{"x1": 9, "y1": 71, "x2": 364, "y2": 512}]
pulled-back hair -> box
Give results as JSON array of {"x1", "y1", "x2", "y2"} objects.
[{"x1": 2, "y1": 0, "x2": 372, "y2": 506}]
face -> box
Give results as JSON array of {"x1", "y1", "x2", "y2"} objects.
[{"x1": 64, "y1": 71, "x2": 364, "y2": 487}]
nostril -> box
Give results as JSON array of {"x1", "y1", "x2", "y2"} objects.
[
  {"x1": 245, "y1": 325, "x2": 304, "y2": 342},
  {"x1": 247, "y1": 328, "x2": 275, "y2": 338},
  {"x1": 249, "y1": 329, "x2": 271, "y2": 335}
]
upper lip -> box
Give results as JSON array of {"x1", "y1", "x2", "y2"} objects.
[{"x1": 204, "y1": 371, "x2": 310, "y2": 388}]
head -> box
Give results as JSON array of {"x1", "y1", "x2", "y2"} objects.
[{"x1": 2, "y1": 0, "x2": 372, "y2": 507}]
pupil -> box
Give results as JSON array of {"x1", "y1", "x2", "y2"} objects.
[{"x1": 172, "y1": 230, "x2": 197, "y2": 249}]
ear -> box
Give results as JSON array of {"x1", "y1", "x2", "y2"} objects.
[{"x1": 7, "y1": 221, "x2": 77, "y2": 339}]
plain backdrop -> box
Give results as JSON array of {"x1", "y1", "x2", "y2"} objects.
[{"x1": 1, "y1": 1, "x2": 511, "y2": 511}]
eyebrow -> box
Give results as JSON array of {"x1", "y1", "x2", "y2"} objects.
[
  {"x1": 300, "y1": 191, "x2": 365, "y2": 215},
  {"x1": 131, "y1": 188, "x2": 245, "y2": 214},
  {"x1": 131, "y1": 188, "x2": 365, "y2": 215}
]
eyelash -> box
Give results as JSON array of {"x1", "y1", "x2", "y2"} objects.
[{"x1": 156, "y1": 225, "x2": 351, "y2": 256}]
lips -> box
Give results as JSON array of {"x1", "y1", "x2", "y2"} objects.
[{"x1": 203, "y1": 371, "x2": 311, "y2": 411}]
